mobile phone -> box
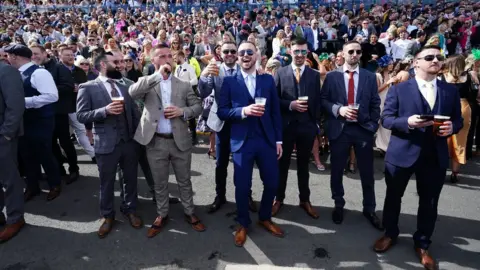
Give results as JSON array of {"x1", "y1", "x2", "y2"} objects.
[{"x1": 419, "y1": 115, "x2": 434, "y2": 121}]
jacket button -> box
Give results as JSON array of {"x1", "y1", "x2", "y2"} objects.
[{"x1": 155, "y1": 120, "x2": 158, "y2": 123}]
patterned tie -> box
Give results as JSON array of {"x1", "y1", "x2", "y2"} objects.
[
  {"x1": 295, "y1": 67, "x2": 301, "y2": 83},
  {"x1": 347, "y1": 71, "x2": 355, "y2": 104},
  {"x1": 425, "y1": 82, "x2": 435, "y2": 109},
  {"x1": 107, "y1": 79, "x2": 120, "y2": 98}
]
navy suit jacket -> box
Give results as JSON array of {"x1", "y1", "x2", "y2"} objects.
[
  {"x1": 320, "y1": 68, "x2": 381, "y2": 140},
  {"x1": 381, "y1": 79, "x2": 463, "y2": 169},
  {"x1": 217, "y1": 72, "x2": 282, "y2": 153},
  {"x1": 303, "y1": 27, "x2": 315, "y2": 51}
]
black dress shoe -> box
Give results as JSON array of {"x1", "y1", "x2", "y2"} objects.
[
  {"x1": 248, "y1": 197, "x2": 258, "y2": 212},
  {"x1": 208, "y1": 196, "x2": 227, "y2": 214},
  {"x1": 91, "y1": 157, "x2": 97, "y2": 164},
  {"x1": 450, "y1": 173, "x2": 459, "y2": 183},
  {"x1": 332, "y1": 207, "x2": 344, "y2": 224},
  {"x1": 363, "y1": 211, "x2": 384, "y2": 231},
  {"x1": 65, "y1": 171, "x2": 80, "y2": 185}
]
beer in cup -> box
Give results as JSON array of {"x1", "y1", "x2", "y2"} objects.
[
  {"x1": 434, "y1": 115, "x2": 450, "y2": 133},
  {"x1": 255, "y1": 97, "x2": 266, "y2": 107},
  {"x1": 111, "y1": 96, "x2": 124, "y2": 104},
  {"x1": 210, "y1": 58, "x2": 220, "y2": 76},
  {"x1": 298, "y1": 96, "x2": 309, "y2": 102},
  {"x1": 347, "y1": 103, "x2": 360, "y2": 122}
]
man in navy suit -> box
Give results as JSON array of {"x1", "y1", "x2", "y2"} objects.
[
  {"x1": 218, "y1": 41, "x2": 284, "y2": 247},
  {"x1": 374, "y1": 45, "x2": 462, "y2": 270},
  {"x1": 320, "y1": 41, "x2": 383, "y2": 230}
]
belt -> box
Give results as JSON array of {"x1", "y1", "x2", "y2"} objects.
[{"x1": 155, "y1": 133, "x2": 174, "y2": 139}]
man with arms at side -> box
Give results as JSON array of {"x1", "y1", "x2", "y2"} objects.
[
  {"x1": 5, "y1": 44, "x2": 61, "y2": 202},
  {"x1": 76, "y1": 52, "x2": 142, "y2": 238},
  {"x1": 320, "y1": 41, "x2": 383, "y2": 230},
  {"x1": 0, "y1": 60, "x2": 26, "y2": 243},
  {"x1": 198, "y1": 41, "x2": 256, "y2": 213},
  {"x1": 374, "y1": 45, "x2": 462, "y2": 270},
  {"x1": 129, "y1": 44, "x2": 205, "y2": 238},
  {"x1": 217, "y1": 41, "x2": 284, "y2": 247},
  {"x1": 272, "y1": 38, "x2": 321, "y2": 219}
]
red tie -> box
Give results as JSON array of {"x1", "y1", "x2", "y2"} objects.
[{"x1": 347, "y1": 71, "x2": 355, "y2": 104}]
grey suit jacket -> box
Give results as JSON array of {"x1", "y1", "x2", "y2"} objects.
[
  {"x1": 129, "y1": 74, "x2": 202, "y2": 151},
  {"x1": 406, "y1": 40, "x2": 421, "y2": 57},
  {"x1": 0, "y1": 62, "x2": 25, "y2": 139},
  {"x1": 76, "y1": 77, "x2": 139, "y2": 155},
  {"x1": 193, "y1": 43, "x2": 215, "y2": 69}
]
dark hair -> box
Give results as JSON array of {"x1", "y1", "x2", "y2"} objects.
[
  {"x1": 415, "y1": 45, "x2": 442, "y2": 57},
  {"x1": 176, "y1": 50, "x2": 185, "y2": 58},
  {"x1": 291, "y1": 37, "x2": 307, "y2": 46},
  {"x1": 221, "y1": 41, "x2": 237, "y2": 47},
  {"x1": 94, "y1": 51, "x2": 113, "y2": 71},
  {"x1": 343, "y1": 40, "x2": 361, "y2": 48}
]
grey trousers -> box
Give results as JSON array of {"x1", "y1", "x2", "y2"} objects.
[
  {"x1": 146, "y1": 137, "x2": 195, "y2": 217},
  {"x1": 96, "y1": 140, "x2": 139, "y2": 218},
  {"x1": 0, "y1": 137, "x2": 24, "y2": 224}
]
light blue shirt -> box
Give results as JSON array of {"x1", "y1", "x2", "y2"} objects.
[{"x1": 241, "y1": 69, "x2": 256, "y2": 98}]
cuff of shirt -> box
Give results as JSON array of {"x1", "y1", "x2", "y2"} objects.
[
  {"x1": 276, "y1": 141, "x2": 282, "y2": 144},
  {"x1": 408, "y1": 125, "x2": 414, "y2": 130},
  {"x1": 289, "y1": 101, "x2": 293, "y2": 111},
  {"x1": 25, "y1": 97, "x2": 33, "y2": 109},
  {"x1": 241, "y1": 107, "x2": 247, "y2": 119}
]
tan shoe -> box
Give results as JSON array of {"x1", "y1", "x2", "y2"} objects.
[
  {"x1": 234, "y1": 227, "x2": 247, "y2": 247},
  {"x1": 46, "y1": 186, "x2": 62, "y2": 201},
  {"x1": 97, "y1": 217, "x2": 114, "y2": 239},
  {"x1": 0, "y1": 218, "x2": 26, "y2": 243},
  {"x1": 185, "y1": 214, "x2": 206, "y2": 232},
  {"x1": 415, "y1": 247, "x2": 437, "y2": 270},
  {"x1": 123, "y1": 212, "x2": 143, "y2": 229},
  {"x1": 299, "y1": 202, "x2": 319, "y2": 219},
  {"x1": 373, "y1": 236, "x2": 396, "y2": 253},
  {"x1": 147, "y1": 216, "x2": 169, "y2": 238},
  {"x1": 258, "y1": 220, "x2": 284, "y2": 238}
]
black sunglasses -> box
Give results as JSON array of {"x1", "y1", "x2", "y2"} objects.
[
  {"x1": 418, "y1": 54, "x2": 445, "y2": 61},
  {"x1": 238, "y1": 49, "x2": 254, "y2": 56},
  {"x1": 347, "y1": 50, "x2": 362, "y2": 55},
  {"x1": 222, "y1": 49, "x2": 237, "y2": 55},
  {"x1": 125, "y1": 59, "x2": 133, "y2": 62}
]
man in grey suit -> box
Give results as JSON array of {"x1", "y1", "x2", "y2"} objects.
[
  {"x1": 193, "y1": 33, "x2": 215, "y2": 70},
  {"x1": 129, "y1": 44, "x2": 204, "y2": 239},
  {"x1": 0, "y1": 61, "x2": 26, "y2": 243},
  {"x1": 198, "y1": 41, "x2": 256, "y2": 213},
  {"x1": 406, "y1": 30, "x2": 426, "y2": 58},
  {"x1": 76, "y1": 51, "x2": 142, "y2": 239}
]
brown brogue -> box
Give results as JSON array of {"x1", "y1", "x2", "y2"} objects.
[
  {"x1": 0, "y1": 218, "x2": 25, "y2": 243},
  {"x1": 234, "y1": 227, "x2": 247, "y2": 247},
  {"x1": 46, "y1": 186, "x2": 61, "y2": 201},
  {"x1": 415, "y1": 247, "x2": 437, "y2": 270},
  {"x1": 271, "y1": 200, "x2": 283, "y2": 216},
  {"x1": 258, "y1": 220, "x2": 284, "y2": 238},
  {"x1": 373, "y1": 236, "x2": 396, "y2": 253},
  {"x1": 97, "y1": 217, "x2": 114, "y2": 239},
  {"x1": 123, "y1": 213, "x2": 143, "y2": 229},
  {"x1": 185, "y1": 214, "x2": 206, "y2": 232},
  {"x1": 299, "y1": 202, "x2": 319, "y2": 219},
  {"x1": 147, "y1": 216, "x2": 169, "y2": 238}
]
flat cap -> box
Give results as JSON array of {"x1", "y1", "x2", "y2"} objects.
[{"x1": 4, "y1": 44, "x2": 32, "y2": 59}]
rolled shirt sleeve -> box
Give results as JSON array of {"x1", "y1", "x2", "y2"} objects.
[{"x1": 26, "y1": 68, "x2": 59, "y2": 109}]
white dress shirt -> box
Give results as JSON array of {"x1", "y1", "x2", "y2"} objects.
[
  {"x1": 97, "y1": 75, "x2": 123, "y2": 98},
  {"x1": 312, "y1": 28, "x2": 319, "y2": 51},
  {"x1": 379, "y1": 37, "x2": 395, "y2": 56},
  {"x1": 175, "y1": 62, "x2": 198, "y2": 87},
  {"x1": 343, "y1": 64, "x2": 360, "y2": 101},
  {"x1": 393, "y1": 39, "x2": 412, "y2": 60},
  {"x1": 154, "y1": 74, "x2": 173, "y2": 134},
  {"x1": 415, "y1": 77, "x2": 437, "y2": 109},
  {"x1": 19, "y1": 62, "x2": 58, "y2": 109}
]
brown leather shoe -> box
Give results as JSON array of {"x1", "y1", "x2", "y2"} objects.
[
  {"x1": 123, "y1": 212, "x2": 143, "y2": 229},
  {"x1": 415, "y1": 247, "x2": 437, "y2": 270},
  {"x1": 185, "y1": 214, "x2": 206, "y2": 232},
  {"x1": 97, "y1": 217, "x2": 114, "y2": 239},
  {"x1": 147, "y1": 216, "x2": 169, "y2": 238},
  {"x1": 271, "y1": 200, "x2": 283, "y2": 216},
  {"x1": 46, "y1": 186, "x2": 61, "y2": 201},
  {"x1": 234, "y1": 226, "x2": 247, "y2": 247},
  {"x1": 299, "y1": 202, "x2": 319, "y2": 219},
  {"x1": 374, "y1": 235, "x2": 396, "y2": 253},
  {"x1": 258, "y1": 220, "x2": 284, "y2": 238},
  {"x1": 0, "y1": 218, "x2": 25, "y2": 243}
]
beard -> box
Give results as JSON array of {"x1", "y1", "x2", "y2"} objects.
[{"x1": 106, "y1": 65, "x2": 123, "y2": 79}]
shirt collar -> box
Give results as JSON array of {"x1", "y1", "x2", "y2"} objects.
[
  {"x1": 415, "y1": 77, "x2": 437, "y2": 88},
  {"x1": 342, "y1": 65, "x2": 360, "y2": 74},
  {"x1": 18, "y1": 62, "x2": 34, "y2": 72},
  {"x1": 98, "y1": 75, "x2": 110, "y2": 83},
  {"x1": 291, "y1": 63, "x2": 305, "y2": 73},
  {"x1": 223, "y1": 63, "x2": 237, "y2": 71},
  {"x1": 240, "y1": 69, "x2": 256, "y2": 80}
]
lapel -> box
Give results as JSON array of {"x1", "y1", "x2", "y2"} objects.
[
  {"x1": 236, "y1": 72, "x2": 252, "y2": 102},
  {"x1": 436, "y1": 80, "x2": 446, "y2": 114},
  {"x1": 409, "y1": 79, "x2": 425, "y2": 113},
  {"x1": 171, "y1": 76, "x2": 180, "y2": 106},
  {"x1": 95, "y1": 78, "x2": 112, "y2": 104},
  {"x1": 356, "y1": 69, "x2": 366, "y2": 103},
  {"x1": 335, "y1": 69, "x2": 347, "y2": 105},
  {"x1": 286, "y1": 66, "x2": 299, "y2": 98},
  {"x1": 255, "y1": 73, "x2": 263, "y2": 98},
  {"x1": 116, "y1": 80, "x2": 130, "y2": 110},
  {"x1": 154, "y1": 77, "x2": 163, "y2": 104}
]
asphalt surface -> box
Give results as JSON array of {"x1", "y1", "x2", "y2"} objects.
[{"x1": 1, "y1": 138, "x2": 480, "y2": 270}]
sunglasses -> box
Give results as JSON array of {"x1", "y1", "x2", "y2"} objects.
[
  {"x1": 238, "y1": 49, "x2": 254, "y2": 56},
  {"x1": 293, "y1": 49, "x2": 308, "y2": 56},
  {"x1": 88, "y1": 39, "x2": 96, "y2": 42},
  {"x1": 125, "y1": 59, "x2": 133, "y2": 62},
  {"x1": 418, "y1": 54, "x2": 445, "y2": 61},
  {"x1": 80, "y1": 62, "x2": 89, "y2": 66},
  {"x1": 347, "y1": 50, "x2": 362, "y2": 55},
  {"x1": 222, "y1": 49, "x2": 237, "y2": 55}
]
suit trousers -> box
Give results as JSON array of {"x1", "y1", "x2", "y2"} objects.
[
  {"x1": 96, "y1": 140, "x2": 139, "y2": 218},
  {"x1": 118, "y1": 145, "x2": 155, "y2": 194},
  {"x1": 329, "y1": 124, "x2": 376, "y2": 212},
  {"x1": 383, "y1": 158, "x2": 446, "y2": 249},
  {"x1": 277, "y1": 121, "x2": 316, "y2": 202},
  {"x1": 19, "y1": 117, "x2": 61, "y2": 191},
  {"x1": 233, "y1": 136, "x2": 279, "y2": 228},
  {"x1": 0, "y1": 137, "x2": 24, "y2": 224},
  {"x1": 147, "y1": 136, "x2": 195, "y2": 217},
  {"x1": 467, "y1": 102, "x2": 480, "y2": 158},
  {"x1": 52, "y1": 113, "x2": 79, "y2": 175}
]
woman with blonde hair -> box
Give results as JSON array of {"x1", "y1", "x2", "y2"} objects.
[
  {"x1": 272, "y1": 30, "x2": 285, "y2": 56},
  {"x1": 140, "y1": 40, "x2": 153, "y2": 75},
  {"x1": 439, "y1": 55, "x2": 473, "y2": 183},
  {"x1": 222, "y1": 31, "x2": 235, "y2": 43}
]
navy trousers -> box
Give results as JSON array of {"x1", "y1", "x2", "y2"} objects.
[
  {"x1": 233, "y1": 136, "x2": 278, "y2": 228},
  {"x1": 215, "y1": 123, "x2": 231, "y2": 198}
]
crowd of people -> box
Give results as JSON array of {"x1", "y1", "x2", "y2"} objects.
[{"x1": 1, "y1": 1, "x2": 480, "y2": 270}]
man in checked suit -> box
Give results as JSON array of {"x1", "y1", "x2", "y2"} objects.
[
  {"x1": 129, "y1": 44, "x2": 205, "y2": 239},
  {"x1": 76, "y1": 52, "x2": 142, "y2": 239}
]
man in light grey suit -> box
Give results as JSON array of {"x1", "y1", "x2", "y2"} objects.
[
  {"x1": 406, "y1": 30, "x2": 426, "y2": 58},
  {"x1": 76, "y1": 51, "x2": 142, "y2": 239},
  {"x1": 128, "y1": 44, "x2": 204, "y2": 239},
  {"x1": 193, "y1": 32, "x2": 215, "y2": 70},
  {"x1": 0, "y1": 61, "x2": 26, "y2": 243},
  {"x1": 198, "y1": 41, "x2": 256, "y2": 213}
]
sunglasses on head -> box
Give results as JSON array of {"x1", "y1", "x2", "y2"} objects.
[
  {"x1": 293, "y1": 49, "x2": 308, "y2": 56},
  {"x1": 238, "y1": 49, "x2": 254, "y2": 56},
  {"x1": 347, "y1": 49, "x2": 362, "y2": 55},
  {"x1": 222, "y1": 49, "x2": 237, "y2": 55},
  {"x1": 418, "y1": 54, "x2": 445, "y2": 61}
]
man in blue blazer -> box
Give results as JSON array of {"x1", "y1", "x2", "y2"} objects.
[
  {"x1": 374, "y1": 45, "x2": 463, "y2": 270},
  {"x1": 217, "y1": 41, "x2": 284, "y2": 247},
  {"x1": 320, "y1": 41, "x2": 382, "y2": 230}
]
